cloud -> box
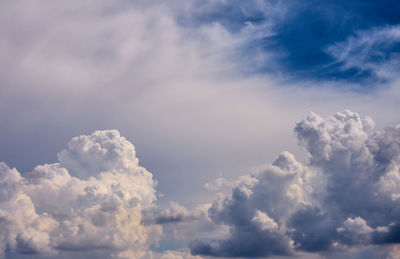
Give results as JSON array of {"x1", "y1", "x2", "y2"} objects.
[
  {"x1": 2, "y1": 0, "x2": 400, "y2": 216},
  {"x1": 142, "y1": 202, "x2": 230, "y2": 254},
  {"x1": 1, "y1": 1, "x2": 400, "y2": 256},
  {"x1": 191, "y1": 152, "x2": 309, "y2": 257},
  {"x1": 203, "y1": 177, "x2": 234, "y2": 192},
  {"x1": 252, "y1": 210, "x2": 279, "y2": 231},
  {"x1": 0, "y1": 130, "x2": 162, "y2": 258},
  {"x1": 143, "y1": 201, "x2": 199, "y2": 225},
  {"x1": 0, "y1": 163, "x2": 58, "y2": 256},
  {"x1": 132, "y1": 249, "x2": 203, "y2": 259},
  {"x1": 326, "y1": 25, "x2": 400, "y2": 82},
  {"x1": 191, "y1": 110, "x2": 400, "y2": 257},
  {"x1": 337, "y1": 217, "x2": 374, "y2": 235},
  {"x1": 0, "y1": 0, "x2": 303, "y2": 209},
  {"x1": 322, "y1": 244, "x2": 400, "y2": 259}
]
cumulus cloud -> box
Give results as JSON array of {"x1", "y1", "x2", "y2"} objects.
[
  {"x1": 191, "y1": 110, "x2": 400, "y2": 257},
  {"x1": 337, "y1": 217, "x2": 374, "y2": 235},
  {"x1": 0, "y1": 130, "x2": 162, "y2": 258},
  {"x1": 191, "y1": 152, "x2": 309, "y2": 257}
]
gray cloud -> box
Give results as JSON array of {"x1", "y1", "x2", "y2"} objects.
[
  {"x1": 191, "y1": 110, "x2": 400, "y2": 257},
  {"x1": 191, "y1": 152, "x2": 310, "y2": 257},
  {"x1": 143, "y1": 201, "x2": 199, "y2": 225}
]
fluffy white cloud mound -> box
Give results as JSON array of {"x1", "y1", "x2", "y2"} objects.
[
  {"x1": 191, "y1": 110, "x2": 400, "y2": 257},
  {"x1": 0, "y1": 130, "x2": 161, "y2": 257},
  {"x1": 58, "y1": 130, "x2": 140, "y2": 179}
]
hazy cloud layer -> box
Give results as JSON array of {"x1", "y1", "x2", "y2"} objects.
[
  {"x1": 191, "y1": 110, "x2": 400, "y2": 257},
  {"x1": 0, "y1": 130, "x2": 162, "y2": 258}
]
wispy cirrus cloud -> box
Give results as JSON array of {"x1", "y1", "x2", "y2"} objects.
[{"x1": 326, "y1": 25, "x2": 400, "y2": 83}]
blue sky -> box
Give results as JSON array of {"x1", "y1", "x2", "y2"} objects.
[
  {"x1": 1, "y1": 0, "x2": 400, "y2": 258},
  {"x1": 180, "y1": 0, "x2": 400, "y2": 85}
]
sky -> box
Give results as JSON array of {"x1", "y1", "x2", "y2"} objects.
[{"x1": 1, "y1": 0, "x2": 400, "y2": 258}]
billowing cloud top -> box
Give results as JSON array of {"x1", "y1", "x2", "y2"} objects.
[
  {"x1": 191, "y1": 110, "x2": 400, "y2": 258},
  {"x1": 0, "y1": 130, "x2": 161, "y2": 258},
  {"x1": 1, "y1": 112, "x2": 400, "y2": 258}
]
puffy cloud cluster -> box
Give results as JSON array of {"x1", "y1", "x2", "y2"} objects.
[
  {"x1": 191, "y1": 110, "x2": 400, "y2": 257},
  {"x1": 0, "y1": 130, "x2": 162, "y2": 258}
]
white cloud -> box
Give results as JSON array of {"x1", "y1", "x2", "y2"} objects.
[
  {"x1": 326, "y1": 25, "x2": 400, "y2": 80},
  {"x1": 0, "y1": 163, "x2": 58, "y2": 256},
  {"x1": 123, "y1": 249, "x2": 203, "y2": 259},
  {"x1": 337, "y1": 217, "x2": 374, "y2": 235},
  {"x1": 252, "y1": 210, "x2": 279, "y2": 231},
  {"x1": 0, "y1": 130, "x2": 162, "y2": 258},
  {"x1": 203, "y1": 177, "x2": 234, "y2": 191}
]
